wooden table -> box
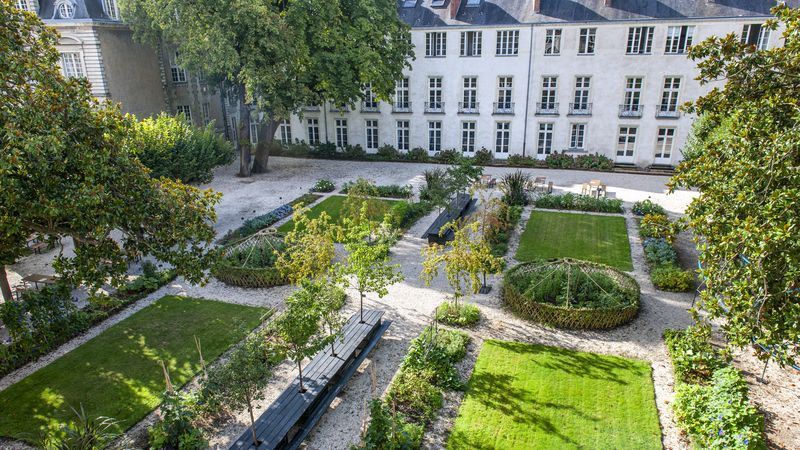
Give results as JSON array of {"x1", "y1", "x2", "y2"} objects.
[{"x1": 21, "y1": 274, "x2": 58, "y2": 288}]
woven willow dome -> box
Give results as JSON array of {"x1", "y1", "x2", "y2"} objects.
[
  {"x1": 502, "y1": 259, "x2": 640, "y2": 330},
  {"x1": 212, "y1": 231, "x2": 288, "y2": 288}
]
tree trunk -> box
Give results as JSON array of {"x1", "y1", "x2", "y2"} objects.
[
  {"x1": 329, "y1": 323, "x2": 337, "y2": 356},
  {"x1": 0, "y1": 267, "x2": 13, "y2": 302},
  {"x1": 237, "y1": 87, "x2": 252, "y2": 178},
  {"x1": 252, "y1": 115, "x2": 280, "y2": 174},
  {"x1": 359, "y1": 291, "x2": 365, "y2": 323},
  {"x1": 246, "y1": 394, "x2": 259, "y2": 447},
  {"x1": 298, "y1": 359, "x2": 305, "y2": 393}
]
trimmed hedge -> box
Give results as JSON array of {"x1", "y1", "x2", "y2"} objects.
[
  {"x1": 340, "y1": 181, "x2": 413, "y2": 199},
  {"x1": 502, "y1": 259, "x2": 640, "y2": 329},
  {"x1": 217, "y1": 193, "x2": 321, "y2": 245},
  {"x1": 534, "y1": 193, "x2": 623, "y2": 214}
]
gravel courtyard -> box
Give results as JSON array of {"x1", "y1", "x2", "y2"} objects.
[{"x1": 3, "y1": 156, "x2": 798, "y2": 450}]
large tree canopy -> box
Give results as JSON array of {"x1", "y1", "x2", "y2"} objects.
[
  {"x1": 0, "y1": 2, "x2": 220, "y2": 300},
  {"x1": 670, "y1": 5, "x2": 800, "y2": 365},
  {"x1": 120, "y1": 0, "x2": 414, "y2": 175}
]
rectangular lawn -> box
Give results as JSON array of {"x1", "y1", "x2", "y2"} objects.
[
  {"x1": 0, "y1": 296, "x2": 266, "y2": 441},
  {"x1": 448, "y1": 341, "x2": 662, "y2": 450},
  {"x1": 515, "y1": 211, "x2": 633, "y2": 270},
  {"x1": 277, "y1": 195, "x2": 400, "y2": 232}
]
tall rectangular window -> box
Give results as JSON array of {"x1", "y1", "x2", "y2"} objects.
[
  {"x1": 230, "y1": 117, "x2": 238, "y2": 142},
  {"x1": 307, "y1": 118, "x2": 320, "y2": 145},
  {"x1": 364, "y1": 83, "x2": 378, "y2": 109},
  {"x1": 202, "y1": 103, "x2": 210, "y2": 125},
  {"x1": 462, "y1": 76, "x2": 477, "y2": 109},
  {"x1": 544, "y1": 29, "x2": 562, "y2": 55},
  {"x1": 497, "y1": 76, "x2": 513, "y2": 109},
  {"x1": 396, "y1": 120, "x2": 410, "y2": 151},
  {"x1": 537, "y1": 123, "x2": 554, "y2": 155},
  {"x1": 573, "y1": 76, "x2": 590, "y2": 110},
  {"x1": 425, "y1": 32, "x2": 447, "y2": 57},
  {"x1": 335, "y1": 119, "x2": 348, "y2": 148},
  {"x1": 250, "y1": 121, "x2": 259, "y2": 145},
  {"x1": 365, "y1": 119, "x2": 379, "y2": 151},
  {"x1": 541, "y1": 76, "x2": 558, "y2": 110},
  {"x1": 617, "y1": 127, "x2": 637, "y2": 157},
  {"x1": 578, "y1": 28, "x2": 596, "y2": 55},
  {"x1": 460, "y1": 31, "x2": 482, "y2": 56},
  {"x1": 428, "y1": 121, "x2": 442, "y2": 152},
  {"x1": 279, "y1": 120, "x2": 292, "y2": 144},
  {"x1": 623, "y1": 77, "x2": 643, "y2": 110},
  {"x1": 742, "y1": 24, "x2": 770, "y2": 50},
  {"x1": 428, "y1": 77, "x2": 443, "y2": 110},
  {"x1": 570, "y1": 123, "x2": 586, "y2": 150},
  {"x1": 496, "y1": 30, "x2": 520, "y2": 56},
  {"x1": 495, "y1": 122, "x2": 510, "y2": 153},
  {"x1": 176, "y1": 105, "x2": 192, "y2": 121},
  {"x1": 60, "y1": 52, "x2": 84, "y2": 78},
  {"x1": 660, "y1": 77, "x2": 681, "y2": 112},
  {"x1": 394, "y1": 77, "x2": 410, "y2": 109},
  {"x1": 461, "y1": 121, "x2": 476, "y2": 152},
  {"x1": 626, "y1": 27, "x2": 654, "y2": 54},
  {"x1": 170, "y1": 51, "x2": 187, "y2": 83},
  {"x1": 15, "y1": 1, "x2": 37, "y2": 12},
  {"x1": 656, "y1": 127, "x2": 675, "y2": 159},
  {"x1": 665, "y1": 26, "x2": 694, "y2": 54},
  {"x1": 102, "y1": 0, "x2": 119, "y2": 20}
]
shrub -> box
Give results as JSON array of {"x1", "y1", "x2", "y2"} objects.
[
  {"x1": 129, "y1": 113, "x2": 234, "y2": 184},
  {"x1": 436, "y1": 148, "x2": 461, "y2": 164},
  {"x1": 473, "y1": 147, "x2": 494, "y2": 165},
  {"x1": 311, "y1": 179, "x2": 335, "y2": 193},
  {"x1": 664, "y1": 325, "x2": 725, "y2": 384},
  {"x1": 359, "y1": 399, "x2": 423, "y2": 450},
  {"x1": 484, "y1": 201, "x2": 522, "y2": 257},
  {"x1": 499, "y1": 171, "x2": 530, "y2": 206},
  {"x1": 545, "y1": 152, "x2": 574, "y2": 169},
  {"x1": 406, "y1": 147, "x2": 429, "y2": 162},
  {"x1": 341, "y1": 182, "x2": 412, "y2": 199},
  {"x1": 435, "y1": 302, "x2": 480, "y2": 327},
  {"x1": 386, "y1": 371, "x2": 443, "y2": 422},
  {"x1": 632, "y1": 199, "x2": 667, "y2": 217},
  {"x1": 148, "y1": 391, "x2": 207, "y2": 450},
  {"x1": 574, "y1": 153, "x2": 614, "y2": 171},
  {"x1": 534, "y1": 193, "x2": 623, "y2": 213},
  {"x1": 388, "y1": 200, "x2": 433, "y2": 230},
  {"x1": 652, "y1": 266, "x2": 694, "y2": 292},
  {"x1": 342, "y1": 144, "x2": 367, "y2": 160},
  {"x1": 377, "y1": 144, "x2": 401, "y2": 160},
  {"x1": 37, "y1": 405, "x2": 122, "y2": 450},
  {"x1": 643, "y1": 238, "x2": 679, "y2": 268},
  {"x1": 640, "y1": 213, "x2": 676, "y2": 242},
  {"x1": 402, "y1": 327, "x2": 470, "y2": 390},
  {"x1": 311, "y1": 142, "x2": 337, "y2": 158},
  {"x1": 286, "y1": 140, "x2": 312, "y2": 157},
  {"x1": 506, "y1": 154, "x2": 537, "y2": 167},
  {"x1": 673, "y1": 367, "x2": 765, "y2": 450}
]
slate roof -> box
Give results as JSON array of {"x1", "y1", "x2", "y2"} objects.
[
  {"x1": 399, "y1": 0, "x2": 793, "y2": 28},
  {"x1": 37, "y1": 0, "x2": 117, "y2": 22}
]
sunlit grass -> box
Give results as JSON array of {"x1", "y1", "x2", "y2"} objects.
[
  {"x1": 0, "y1": 296, "x2": 265, "y2": 442},
  {"x1": 277, "y1": 195, "x2": 399, "y2": 232}
]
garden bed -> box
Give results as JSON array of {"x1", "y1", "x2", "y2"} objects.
[
  {"x1": 217, "y1": 193, "x2": 321, "y2": 245},
  {"x1": 276, "y1": 195, "x2": 400, "y2": 233},
  {"x1": 501, "y1": 259, "x2": 640, "y2": 329},
  {"x1": 633, "y1": 200, "x2": 694, "y2": 292},
  {"x1": 211, "y1": 233, "x2": 288, "y2": 288}
]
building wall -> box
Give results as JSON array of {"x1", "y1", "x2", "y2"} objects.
[{"x1": 52, "y1": 24, "x2": 110, "y2": 100}]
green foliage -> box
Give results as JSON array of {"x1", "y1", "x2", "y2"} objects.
[
  {"x1": 545, "y1": 152, "x2": 574, "y2": 169},
  {"x1": 499, "y1": 171, "x2": 530, "y2": 206},
  {"x1": 632, "y1": 199, "x2": 667, "y2": 217},
  {"x1": 402, "y1": 327, "x2": 470, "y2": 390},
  {"x1": 343, "y1": 144, "x2": 367, "y2": 160},
  {"x1": 445, "y1": 156, "x2": 483, "y2": 194},
  {"x1": 377, "y1": 144, "x2": 401, "y2": 160},
  {"x1": 574, "y1": 153, "x2": 614, "y2": 171},
  {"x1": 213, "y1": 234, "x2": 289, "y2": 288},
  {"x1": 386, "y1": 371, "x2": 443, "y2": 423},
  {"x1": 506, "y1": 154, "x2": 538, "y2": 167},
  {"x1": 386, "y1": 200, "x2": 433, "y2": 231},
  {"x1": 639, "y1": 214, "x2": 676, "y2": 242},
  {"x1": 643, "y1": 238, "x2": 679, "y2": 268},
  {"x1": 129, "y1": 113, "x2": 233, "y2": 183},
  {"x1": 534, "y1": 193, "x2": 624, "y2": 213},
  {"x1": 273, "y1": 286, "x2": 327, "y2": 391},
  {"x1": 406, "y1": 147, "x2": 429, "y2": 162},
  {"x1": 419, "y1": 169, "x2": 450, "y2": 211},
  {"x1": 664, "y1": 325, "x2": 726, "y2": 384},
  {"x1": 651, "y1": 266, "x2": 694, "y2": 292},
  {"x1": 436, "y1": 148, "x2": 461, "y2": 164},
  {"x1": 472, "y1": 148, "x2": 494, "y2": 165},
  {"x1": 311, "y1": 179, "x2": 336, "y2": 193},
  {"x1": 37, "y1": 404, "x2": 122, "y2": 450},
  {"x1": 358, "y1": 399, "x2": 423, "y2": 450},
  {"x1": 147, "y1": 391, "x2": 207, "y2": 450},
  {"x1": 478, "y1": 198, "x2": 522, "y2": 257},
  {"x1": 218, "y1": 193, "x2": 320, "y2": 245},
  {"x1": 435, "y1": 302, "x2": 480, "y2": 327},
  {"x1": 342, "y1": 181, "x2": 412, "y2": 199}
]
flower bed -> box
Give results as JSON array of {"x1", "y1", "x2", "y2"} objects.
[
  {"x1": 212, "y1": 233, "x2": 288, "y2": 288},
  {"x1": 534, "y1": 193, "x2": 623, "y2": 214},
  {"x1": 502, "y1": 259, "x2": 640, "y2": 329},
  {"x1": 217, "y1": 193, "x2": 321, "y2": 245},
  {"x1": 634, "y1": 200, "x2": 694, "y2": 292}
]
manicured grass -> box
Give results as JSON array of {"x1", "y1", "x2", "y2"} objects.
[
  {"x1": 448, "y1": 341, "x2": 662, "y2": 450},
  {"x1": 515, "y1": 211, "x2": 633, "y2": 270},
  {"x1": 277, "y1": 195, "x2": 400, "y2": 232},
  {"x1": 0, "y1": 296, "x2": 266, "y2": 441}
]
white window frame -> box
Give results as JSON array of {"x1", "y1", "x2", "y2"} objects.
[
  {"x1": 660, "y1": 77, "x2": 681, "y2": 112},
  {"x1": 623, "y1": 77, "x2": 643, "y2": 109},
  {"x1": 279, "y1": 120, "x2": 292, "y2": 144},
  {"x1": 626, "y1": 26, "x2": 654, "y2": 54},
  {"x1": 176, "y1": 105, "x2": 192, "y2": 122},
  {"x1": 655, "y1": 127, "x2": 675, "y2": 160},
  {"x1": 428, "y1": 77, "x2": 443, "y2": 110},
  {"x1": 541, "y1": 76, "x2": 558, "y2": 110},
  {"x1": 59, "y1": 52, "x2": 84, "y2": 78},
  {"x1": 394, "y1": 77, "x2": 410, "y2": 109},
  {"x1": 250, "y1": 121, "x2": 259, "y2": 145},
  {"x1": 578, "y1": 28, "x2": 596, "y2": 55},
  {"x1": 544, "y1": 29, "x2": 562, "y2": 55},
  {"x1": 537, "y1": 123, "x2": 554, "y2": 155},
  {"x1": 573, "y1": 76, "x2": 591, "y2": 110},
  {"x1": 462, "y1": 76, "x2": 477, "y2": 109},
  {"x1": 201, "y1": 103, "x2": 210, "y2": 125},
  {"x1": 665, "y1": 25, "x2": 694, "y2": 54},
  {"x1": 428, "y1": 121, "x2": 442, "y2": 152},
  {"x1": 616, "y1": 126, "x2": 637, "y2": 157},
  {"x1": 15, "y1": 0, "x2": 38, "y2": 12},
  {"x1": 496, "y1": 30, "x2": 520, "y2": 56},
  {"x1": 461, "y1": 121, "x2": 476, "y2": 152},
  {"x1": 56, "y1": 0, "x2": 74, "y2": 19},
  {"x1": 495, "y1": 121, "x2": 510, "y2": 153},
  {"x1": 425, "y1": 32, "x2": 447, "y2": 57},
  {"x1": 364, "y1": 83, "x2": 378, "y2": 109},
  {"x1": 365, "y1": 119, "x2": 379, "y2": 151},
  {"x1": 396, "y1": 120, "x2": 410, "y2": 151},
  {"x1": 335, "y1": 118, "x2": 348, "y2": 148},
  {"x1": 741, "y1": 24, "x2": 771, "y2": 50},
  {"x1": 496, "y1": 76, "x2": 513, "y2": 110},
  {"x1": 307, "y1": 118, "x2": 320, "y2": 146},
  {"x1": 460, "y1": 31, "x2": 482, "y2": 57},
  {"x1": 170, "y1": 51, "x2": 187, "y2": 83},
  {"x1": 570, "y1": 123, "x2": 586, "y2": 150},
  {"x1": 102, "y1": 0, "x2": 120, "y2": 20}
]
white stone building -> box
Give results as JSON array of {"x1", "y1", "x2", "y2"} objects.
[{"x1": 283, "y1": 0, "x2": 785, "y2": 168}]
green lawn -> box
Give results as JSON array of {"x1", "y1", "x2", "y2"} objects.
[
  {"x1": 0, "y1": 296, "x2": 266, "y2": 441},
  {"x1": 515, "y1": 211, "x2": 633, "y2": 270},
  {"x1": 448, "y1": 341, "x2": 662, "y2": 450},
  {"x1": 277, "y1": 195, "x2": 400, "y2": 232}
]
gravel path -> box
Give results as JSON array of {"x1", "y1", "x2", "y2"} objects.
[{"x1": 2, "y1": 157, "x2": 797, "y2": 450}]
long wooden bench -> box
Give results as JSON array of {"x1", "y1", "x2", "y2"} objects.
[
  {"x1": 423, "y1": 193, "x2": 475, "y2": 245},
  {"x1": 231, "y1": 309, "x2": 390, "y2": 450}
]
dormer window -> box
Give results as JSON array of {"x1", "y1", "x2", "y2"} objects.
[
  {"x1": 56, "y1": 1, "x2": 75, "y2": 19},
  {"x1": 15, "y1": 0, "x2": 39, "y2": 12},
  {"x1": 401, "y1": 0, "x2": 416, "y2": 7},
  {"x1": 465, "y1": 0, "x2": 481, "y2": 6},
  {"x1": 103, "y1": 0, "x2": 120, "y2": 20}
]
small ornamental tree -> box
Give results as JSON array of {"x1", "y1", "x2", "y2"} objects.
[
  {"x1": 342, "y1": 178, "x2": 383, "y2": 228},
  {"x1": 421, "y1": 221, "x2": 504, "y2": 308},
  {"x1": 337, "y1": 204, "x2": 404, "y2": 323},
  {"x1": 445, "y1": 157, "x2": 483, "y2": 197},
  {"x1": 275, "y1": 206, "x2": 337, "y2": 285},
  {"x1": 297, "y1": 279, "x2": 347, "y2": 356},
  {"x1": 274, "y1": 288, "x2": 327, "y2": 392},
  {"x1": 203, "y1": 337, "x2": 278, "y2": 447}
]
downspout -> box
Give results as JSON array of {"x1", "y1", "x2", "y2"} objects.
[
  {"x1": 323, "y1": 102, "x2": 329, "y2": 144},
  {"x1": 521, "y1": 23, "x2": 535, "y2": 157}
]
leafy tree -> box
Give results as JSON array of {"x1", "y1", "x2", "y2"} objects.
[
  {"x1": 120, "y1": 0, "x2": 414, "y2": 176},
  {"x1": 203, "y1": 337, "x2": 278, "y2": 447},
  {"x1": 128, "y1": 112, "x2": 234, "y2": 183},
  {"x1": 445, "y1": 157, "x2": 483, "y2": 197},
  {"x1": 311, "y1": 280, "x2": 347, "y2": 356},
  {"x1": 669, "y1": 5, "x2": 800, "y2": 365},
  {"x1": 337, "y1": 204, "x2": 404, "y2": 323},
  {"x1": 0, "y1": 4, "x2": 220, "y2": 301},
  {"x1": 275, "y1": 206, "x2": 337, "y2": 285},
  {"x1": 421, "y1": 221, "x2": 503, "y2": 308},
  {"x1": 273, "y1": 288, "x2": 328, "y2": 392},
  {"x1": 342, "y1": 178, "x2": 383, "y2": 225}
]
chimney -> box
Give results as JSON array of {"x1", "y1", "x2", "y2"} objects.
[
  {"x1": 450, "y1": 0, "x2": 462, "y2": 19},
  {"x1": 604, "y1": 0, "x2": 612, "y2": 6},
  {"x1": 534, "y1": 0, "x2": 541, "y2": 13}
]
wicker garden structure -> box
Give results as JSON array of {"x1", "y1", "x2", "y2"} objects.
[
  {"x1": 212, "y1": 231, "x2": 288, "y2": 288},
  {"x1": 502, "y1": 259, "x2": 640, "y2": 330}
]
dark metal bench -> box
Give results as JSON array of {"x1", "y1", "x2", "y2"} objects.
[
  {"x1": 230, "y1": 309, "x2": 390, "y2": 450},
  {"x1": 423, "y1": 193, "x2": 475, "y2": 245}
]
